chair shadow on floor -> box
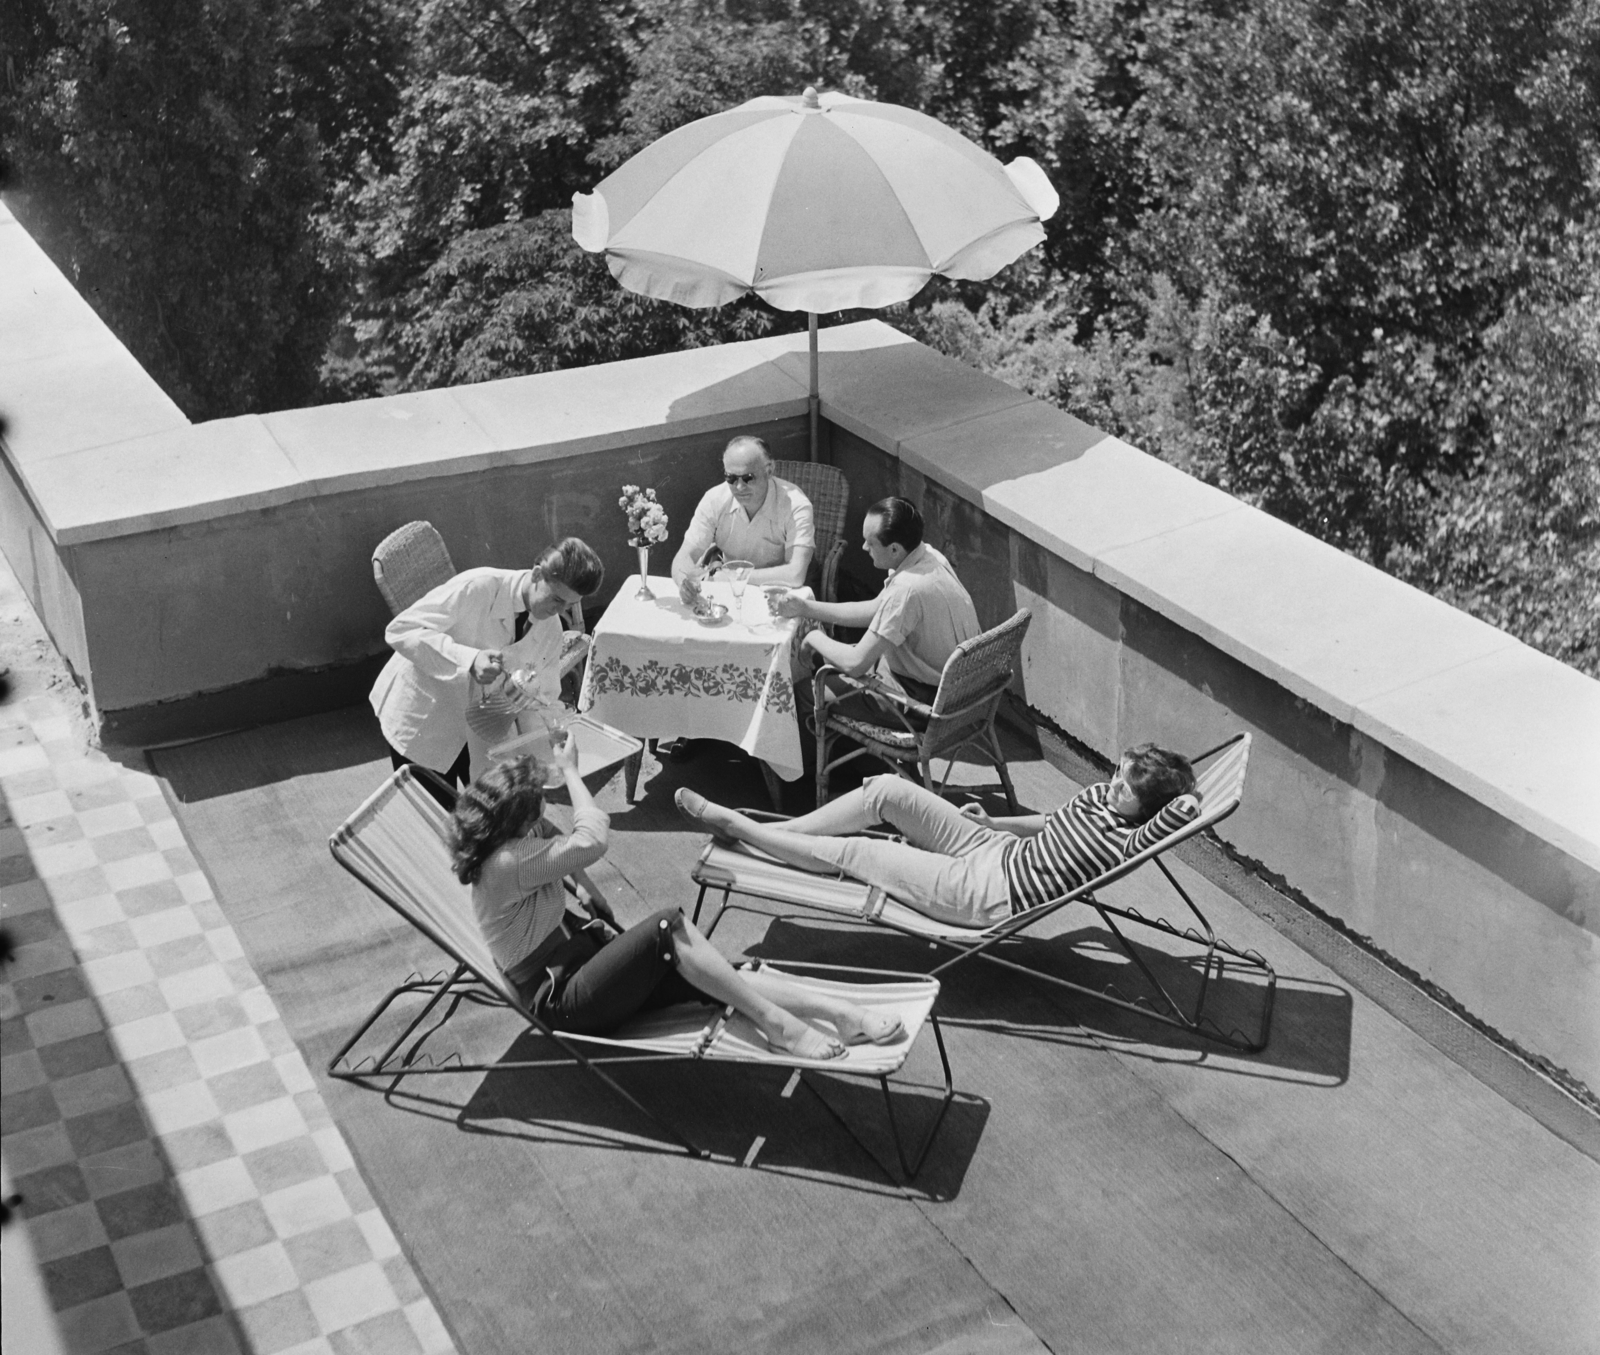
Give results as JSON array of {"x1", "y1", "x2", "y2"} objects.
[
  {"x1": 745, "y1": 918, "x2": 1353, "y2": 1088},
  {"x1": 323, "y1": 983, "x2": 990, "y2": 1201}
]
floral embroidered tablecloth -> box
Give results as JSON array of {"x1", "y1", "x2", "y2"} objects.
[{"x1": 577, "y1": 575, "x2": 805, "y2": 779}]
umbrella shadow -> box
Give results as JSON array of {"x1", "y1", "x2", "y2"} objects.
[{"x1": 743, "y1": 917, "x2": 1352, "y2": 1087}]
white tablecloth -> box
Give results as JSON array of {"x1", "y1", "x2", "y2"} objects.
[{"x1": 578, "y1": 575, "x2": 804, "y2": 779}]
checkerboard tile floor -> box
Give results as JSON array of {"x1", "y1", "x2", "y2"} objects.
[{"x1": 1, "y1": 690, "x2": 456, "y2": 1355}]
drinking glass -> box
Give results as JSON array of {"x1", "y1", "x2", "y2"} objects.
[{"x1": 724, "y1": 559, "x2": 753, "y2": 623}]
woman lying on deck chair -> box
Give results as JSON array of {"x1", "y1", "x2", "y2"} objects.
[
  {"x1": 675, "y1": 746, "x2": 1200, "y2": 929},
  {"x1": 452, "y1": 734, "x2": 904, "y2": 1061}
]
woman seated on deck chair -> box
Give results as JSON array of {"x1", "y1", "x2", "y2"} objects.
[
  {"x1": 451, "y1": 734, "x2": 904, "y2": 1061},
  {"x1": 675, "y1": 746, "x2": 1200, "y2": 929}
]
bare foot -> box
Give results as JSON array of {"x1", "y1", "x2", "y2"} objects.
[
  {"x1": 834, "y1": 1008, "x2": 905, "y2": 1046},
  {"x1": 763, "y1": 1018, "x2": 845, "y2": 1061}
]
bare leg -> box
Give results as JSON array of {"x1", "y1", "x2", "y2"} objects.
[
  {"x1": 670, "y1": 923, "x2": 848, "y2": 1059},
  {"x1": 677, "y1": 790, "x2": 855, "y2": 876},
  {"x1": 742, "y1": 966, "x2": 903, "y2": 1045}
]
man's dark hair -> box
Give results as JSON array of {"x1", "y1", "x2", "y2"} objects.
[
  {"x1": 1122, "y1": 744, "x2": 1196, "y2": 822},
  {"x1": 866, "y1": 497, "x2": 923, "y2": 552},
  {"x1": 534, "y1": 537, "x2": 605, "y2": 598}
]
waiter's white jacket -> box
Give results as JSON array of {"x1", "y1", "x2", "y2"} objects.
[{"x1": 369, "y1": 568, "x2": 562, "y2": 772}]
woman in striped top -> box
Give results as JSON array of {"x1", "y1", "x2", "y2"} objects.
[
  {"x1": 452, "y1": 735, "x2": 903, "y2": 1060},
  {"x1": 676, "y1": 746, "x2": 1199, "y2": 929}
]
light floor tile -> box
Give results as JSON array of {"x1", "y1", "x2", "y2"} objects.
[
  {"x1": 129, "y1": 906, "x2": 203, "y2": 949},
  {"x1": 9, "y1": 789, "x2": 74, "y2": 827},
  {"x1": 211, "y1": 1240, "x2": 301, "y2": 1308},
  {"x1": 50, "y1": 1064, "x2": 135, "y2": 1120},
  {"x1": 303, "y1": 1261, "x2": 399, "y2": 1335},
  {"x1": 176, "y1": 1157, "x2": 259, "y2": 1218},
  {"x1": 26, "y1": 1199, "x2": 110, "y2": 1263},
  {"x1": 111, "y1": 1220, "x2": 204, "y2": 1288},
  {"x1": 80, "y1": 948, "x2": 158, "y2": 996},
  {"x1": 353, "y1": 1209, "x2": 400, "y2": 1261},
  {"x1": 148, "y1": 818, "x2": 189, "y2": 851},
  {"x1": 142, "y1": 1081, "x2": 222, "y2": 1136},
  {"x1": 102, "y1": 852, "x2": 174, "y2": 892},
  {"x1": 263, "y1": 1176, "x2": 353, "y2": 1240},
  {"x1": 174, "y1": 872, "x2": 213, "y2": 904},
  {"x1": 27, "y1": 998, "x2": 105, "y2": 1046},
  {"x1": 192, "y1": 1026, "x2": 270, "y2": 1080},
  {"x1": 110, "y1": 1012, "x2": 188, "y2": 1062},
  {"x1": 206, "y1": 928, "x2": 246, "y2": 963},
  {"x1": 78, "y1": 802, "x2": 146, "y2": 838},
  {"x1": 2, "y1": 1047, "x2": 48, "y2": 1093},
  {"x1": 274, "y1": 1051, "x2": 316, "y2": 1096},
  {"x1": 404, "y1": 1300, "x2": 455, "y2": 1355},
  {"x1": 159, "y1": 965, "x2": 235, "y2": 1010},
  {"x1": 55, "y1": 894, "x2": 129, "y2": 936},
  {"x1": 225, "y1": 1097, "x2": 311, "y2": 1156},
  {"x1": 30, "y1": 838, "x2": 100, "y2": 878}
]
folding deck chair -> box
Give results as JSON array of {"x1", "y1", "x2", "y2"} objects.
[
  {"x1": 691, "y1": 734, "x2": 1276, "y2": 1052},
  {"x1": 328, "y1": 767, "x2": 957, "y2": 1178}
]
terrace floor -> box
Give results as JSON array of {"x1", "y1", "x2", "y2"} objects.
[{"x1": 3, "y1": 554, "x2": 1598, "y2": 1355}]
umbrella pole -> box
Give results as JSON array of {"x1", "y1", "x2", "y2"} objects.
[{"x1": 808, "y1": 312, "x2": 819, "y2": 463}]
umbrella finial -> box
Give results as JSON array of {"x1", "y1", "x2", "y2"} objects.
[{"x1": 801, "y1": 86, "x2": 821, "y2": 109}]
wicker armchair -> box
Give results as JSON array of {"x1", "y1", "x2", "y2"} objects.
[
  {"x1": 813, "y1": 608, "x2": 1032, "y2": 811},
  {"x1": 772, "y1": 459, "x2": 849, "y2": 608}
]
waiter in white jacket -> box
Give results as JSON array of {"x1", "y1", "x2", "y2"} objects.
[{"x1": 370, "y1": 537, "x2": 606, "y2": 799}]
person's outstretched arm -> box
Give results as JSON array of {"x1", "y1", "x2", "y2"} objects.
[{"x1": 961, "y1": 803, "x2": 1050, "y2": 837}]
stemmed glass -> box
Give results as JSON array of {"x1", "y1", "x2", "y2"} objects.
[{"x1": 724, "y1": 560, "x2": 753, "y2": 624}]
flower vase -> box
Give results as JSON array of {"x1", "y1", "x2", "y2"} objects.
[{"x1": 635, "y1": 544, "x2": 654, "y2": 599}]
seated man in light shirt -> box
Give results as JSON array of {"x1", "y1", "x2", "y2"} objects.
[
  {"x1": 670, "y1": 435, "x2": 814, "y2": 588},
  {"x1": 772, "y1": 496, "x2": 980, "y2": 709}
]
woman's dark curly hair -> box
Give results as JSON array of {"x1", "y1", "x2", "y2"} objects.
[
  {"x1": 448, "y1": 757, "x2": 549, "y2": 885},
  {"x1": 1121, "y1": 744, "x2": 1196, "y2": 823}
]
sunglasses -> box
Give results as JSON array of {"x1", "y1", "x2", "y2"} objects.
[{"x1": 723, "y1": 471, "x2": 761, "y2": 486}]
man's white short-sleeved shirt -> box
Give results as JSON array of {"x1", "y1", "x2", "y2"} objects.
[
  {"x1": 867, "y1": 543, "x2": 981, "y2": 687},
  {"x1": 680, "y1": 477, "x2": 814, "y2": 569}
]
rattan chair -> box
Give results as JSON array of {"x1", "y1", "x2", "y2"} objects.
[
  {"x1": 772, "y1": 459, "x2": 849, "y2": 607},
  {"x1": 814, "y1": 609, "x2": 1032, "y2": 811}
]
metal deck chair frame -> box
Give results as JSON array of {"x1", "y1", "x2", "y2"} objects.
[
  {"x1": 327, "y1": 767, "x2": 956, "y2": 1179},
  {"x1": 692, "y1": 734, "x2": 1276, "y2": 1052},
  {"x1": 814, "y1": 609, "x2": 1032, "y2": 813}
]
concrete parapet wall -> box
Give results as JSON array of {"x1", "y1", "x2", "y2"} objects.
[{"x1": 3, "y1": 201, "x2": 1596, "y2": 1090}]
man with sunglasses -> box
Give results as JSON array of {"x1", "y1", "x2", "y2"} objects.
[{"x1": 670, "y1": 435, "x2": 814, "y2": 589}]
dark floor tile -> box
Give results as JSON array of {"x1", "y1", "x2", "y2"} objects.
[
  {"x1": 38, "y1": 1030, "x2": 120, "y2": 1080},
  {"x1": 146, "y1": 935, "x2": 214, "y2": 980},
  {"x1": 14, "y1": 1160, "x2": 90, "y2": 1215},
  {"x1": 104, "y1": 1341, "x2": 150, "y2": 1355},
  {"x1": 157, "y1": 1122, "x2": 235, "y2": 1174},
  {"x1": 2, "y1": 1083, "x2": 61, "y2": 1135},
  {"x1": 145, "y1": 1314, "x2": 240, "y2": 1355},
  {"x1": 97, "y1": 1181, "x2": 184, "y2": 1242},
  {"x1": 41, "y1": 1243, "x2": 123, "y2": 1310},
  {"x1": 1, "y1": 1014, "x2": 35, "y2": 1057},
  {"x1": 91, "y1": 827, "x2": 159, "y2": 864},
  {"x1": 117, "y1": 880, "x2": 186, "y2": 918},
  {"x1": 330, "y1": 1307, "x2": 423, "y2": 1355},
  {"x1": 242, "y1": 1137, "x2": 326, "y2": 1196},
  {"x1": 12, "y1": 967, "x2": 90, "y2": 1014},
  {"x1": 285, "y1": 1218, "x2": 371, "y2": 1285},
  {"x1": 162, "y1": 848, "x2": 200, "y2": 877},
  {"x1": 172, "y1": 996, "x2": 249, "y2": 1043},
  {"x1": 208, "y1": 1062, "x2": 287, "y2": 1117},
  {"x1": 191, "y1": 1199, "x2": 274, "y2": 1262},
  {"x1": 127, "y1": 1268, "x2": 224, "y2": 1336},
  {"x1": 5, "y1": 907, "x2": 64, "y2": 947},
  {"x1": 65, "y1": 1100, "x2": 150, "y2": 1159},
  {"x1": 0, "y1": 853, "x2": 37, "y2": 886}
]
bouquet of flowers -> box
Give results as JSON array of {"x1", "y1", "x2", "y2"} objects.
[{"x1": 620, "y1": 485, "x2": 669, "y2": 548}]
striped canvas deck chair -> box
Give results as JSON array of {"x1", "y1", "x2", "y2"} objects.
[
  {"x1": 328, "y1": 767, "x2": 957, "y2": 1178},
  {"x1": 691, "y1": 734, "x2": 1276, "y2": 1052}
]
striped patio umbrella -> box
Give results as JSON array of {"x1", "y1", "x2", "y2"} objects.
[{"x1": 572, "y1": 86, "x2": 1058, "y2": 457}]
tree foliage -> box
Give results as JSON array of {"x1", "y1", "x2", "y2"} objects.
[{"x1": 4, "y1": 0, "x2": 1596, "y2": 671}]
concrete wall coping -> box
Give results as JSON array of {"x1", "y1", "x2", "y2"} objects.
[{"x1": 0, "y1": 205, "x2": 189, "y2": 469}]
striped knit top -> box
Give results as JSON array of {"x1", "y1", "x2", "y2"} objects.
[{"x1": 1003, "y1": 782, "x2": 1200, "y2": 915}]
